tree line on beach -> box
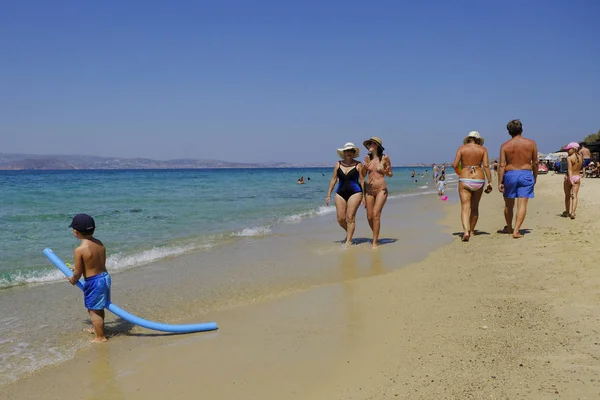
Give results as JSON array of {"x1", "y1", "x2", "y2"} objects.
[{"x1": 582, "y1": 129, "x2": 600, "y2": 144}]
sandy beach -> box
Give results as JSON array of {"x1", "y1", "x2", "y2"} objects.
[{"x1": 3, "y1": 172, "x2": 600, "y2": 399}]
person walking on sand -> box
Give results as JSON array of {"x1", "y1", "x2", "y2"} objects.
[
  {"x1": 326, "y1": 142, "x2": 363, "y2": 246},
  {"x1": 563, "y1": 142, "x2": 583, "y2": 219},
  {"x1": 498, "y1": 119, "x2": 538, "y2": 238},
  {"x1": 67, "y1": 214, "x2": 111, "y2": 343},
  {"x1": 361, "y1": 137, "x2": 393, "y2": 249},
  {"x1": 433, "y1": 163, "x2": 439, "y2": 184},
  {"x1": 451, "y1": 131, "x2": 493, "y2": 242},
  {"x1": 579, "y1": 142, "x2": 592, "y2": 177}
]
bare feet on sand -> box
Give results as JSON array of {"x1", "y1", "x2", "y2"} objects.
[
  {"x1": 513, "y1": 231, "x2": 524, "y2": 239},
  {"x1": 84, "y1": 327, "x2": 107, "y2": 342},
  {"x1": 570, "y1": 213, "x2": 576, "y2": 220},
  {"x1": 461, "y1": 232, "x2": 470, "y2": 242}
]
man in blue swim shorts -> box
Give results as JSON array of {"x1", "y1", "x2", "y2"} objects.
[
  {"x1": 498, "y1": 120, "x2": 538, "y2": 238},
  {"x1": 579, "y1": 142, "x2": 592, "y2": 170},
  {"x1": 67, "y1": 214, "x2": 111, "y2": 342}
]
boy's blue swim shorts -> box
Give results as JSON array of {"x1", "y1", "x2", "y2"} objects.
[{"x1": 83, "y1": 271, "x2": 111, "y2": 310}]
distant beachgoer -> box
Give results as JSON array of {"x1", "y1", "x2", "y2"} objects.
[
  {"x1": 326, "y1": 142, "x2": 363, "y2": 246},
  {"x1": 441, "y1": 164, "x2": 446, "y2": 177},
  {"x1": 361, "y1": 137, "x2": 393, "y2": 249},
  {"x1": 432, "y1": 164, "x2": 438, "y2": 184},
  {"x1": 437, "y1": 174, "x2": 446, "y2": 197},
  {"x1": 498, "y1": 119, "x2": 538, "y2": 238},
  {"x1": 411, "y1": 170, "x2": 415, "y2": 178},
  {"x1": 307, "y1": 177, "x2": 310, "y2": 181},
  {"x1": 579, "y1": 142, "x2": 592, "y2": 174},
  {"x1": 451, "y1": 131, "x2": 492, "y2": 242},
  {"x1": 297, "y1": 176, "x2": 305, "y2": 184},
  {"x1": 563, "y1": 142, "x2": 583, "y2": 219},
  {"x1": 585, "y1": 160, "x2": 598, "y2": 177},
  {"x1": 492, "y1": 160, "x2": 499, "y2": 175},
  {"x1": 67, "y1": 214, "x2": 111, "y2": 343}
]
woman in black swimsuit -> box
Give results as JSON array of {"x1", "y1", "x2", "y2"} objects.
[{"x1": 326, "y1": 142, "x2": 363, "y2": 246}]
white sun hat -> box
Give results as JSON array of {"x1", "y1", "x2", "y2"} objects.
[
  {"x1": 463, "y1": 131, "x2": 484, "y2": 145},
  {"x1": 336, "y1": 142, "x2": 360, "y2": 159}
]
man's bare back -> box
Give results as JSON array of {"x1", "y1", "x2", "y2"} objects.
[
  {"x1": 580, "y1": 146, "x2": 591, "y2": 159},
  {"x1": 501, "y1": 136, "x2": 538, "y2": 172}
]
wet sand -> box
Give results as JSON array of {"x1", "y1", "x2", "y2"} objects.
[
  {"x1": 3, "y1": 173, "x2": 600, "y2": 399},
  {"x1": 0, "y1": 191, "x2": 448, "y2": 388}
]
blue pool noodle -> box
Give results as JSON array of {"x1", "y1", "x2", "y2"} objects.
[{"x1": 43, "y1": 248, "x2": 218, "y2": 333}]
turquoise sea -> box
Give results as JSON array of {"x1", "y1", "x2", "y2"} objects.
[
  {"x1": 0, "y1": 167, "x2": 444, "y2": 289},
  {"x1": 0, "y1": 166, "x2": 455, "y2": 387}
]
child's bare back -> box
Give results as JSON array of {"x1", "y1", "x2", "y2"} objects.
[{"x1": 74, "y1": 238, "x2": 107, "y2": 279}]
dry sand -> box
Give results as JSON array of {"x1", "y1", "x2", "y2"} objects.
[{"x1": 2, "y1": 173, "x2": 600, "y2": 399}]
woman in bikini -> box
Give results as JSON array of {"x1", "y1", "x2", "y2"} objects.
[
  {"x1": 326, "y1": 142, "x2": 363, "y2": 246},
  {"x1": 451, "y1": 131, "x2": 493, "y2": 242},
  {"x1": 361, "y1": 137, "x2": 393, "y2": 249},
  {"x1": 563, "y1": 142, "x2": 583, "y2": 219}
]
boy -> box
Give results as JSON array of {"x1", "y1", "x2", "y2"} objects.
[
  {"x1": 68, "y1": 214, "x2": 111, "y2": 343},
  {"x1": 437, "y1": 174, "x2": 446, "y2": 197}
]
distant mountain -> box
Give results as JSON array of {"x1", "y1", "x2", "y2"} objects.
[{"x1": 0, "y1": 153, "x2": 316, "y2": 170}]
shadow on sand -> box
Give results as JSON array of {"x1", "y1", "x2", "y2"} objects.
[
  {"x1": 494, "y1": 228, "x2": 532, "y2": 236},
  {"x1": 451, "y1": 230, "x2": 491, "y2": 238},
  {"x1": 335, "y1": 237, "x2": 398, "y2": 246}
]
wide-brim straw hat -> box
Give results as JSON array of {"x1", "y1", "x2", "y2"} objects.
[
  {"x1": 463, "y1": 131, "x2": 484, "y2": 145},
  {"x1": 336, "y1": 142, "x2": 360, "y2": 159},
  {"x1": 363, "y1": 136, "x2": 385, "y2": 151}
]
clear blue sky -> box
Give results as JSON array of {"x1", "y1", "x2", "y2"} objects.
[{"x1": 1, "y1": 0, "x2": 598, "y2": 164}]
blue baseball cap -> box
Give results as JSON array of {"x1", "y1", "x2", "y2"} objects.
[{"x1": 69, "y1": 214, "x2": 95, "y2": 232}]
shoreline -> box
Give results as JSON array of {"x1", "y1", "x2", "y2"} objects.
[
  {"x1": 3, "y1": 174, "x2": 600, "y2": 399},
  {"x1": 0, "y1": 164, "x2": 445, "y2": 171},
  {"x1": 0, "y1": 188, "x2": 451, "y2": 388}
]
